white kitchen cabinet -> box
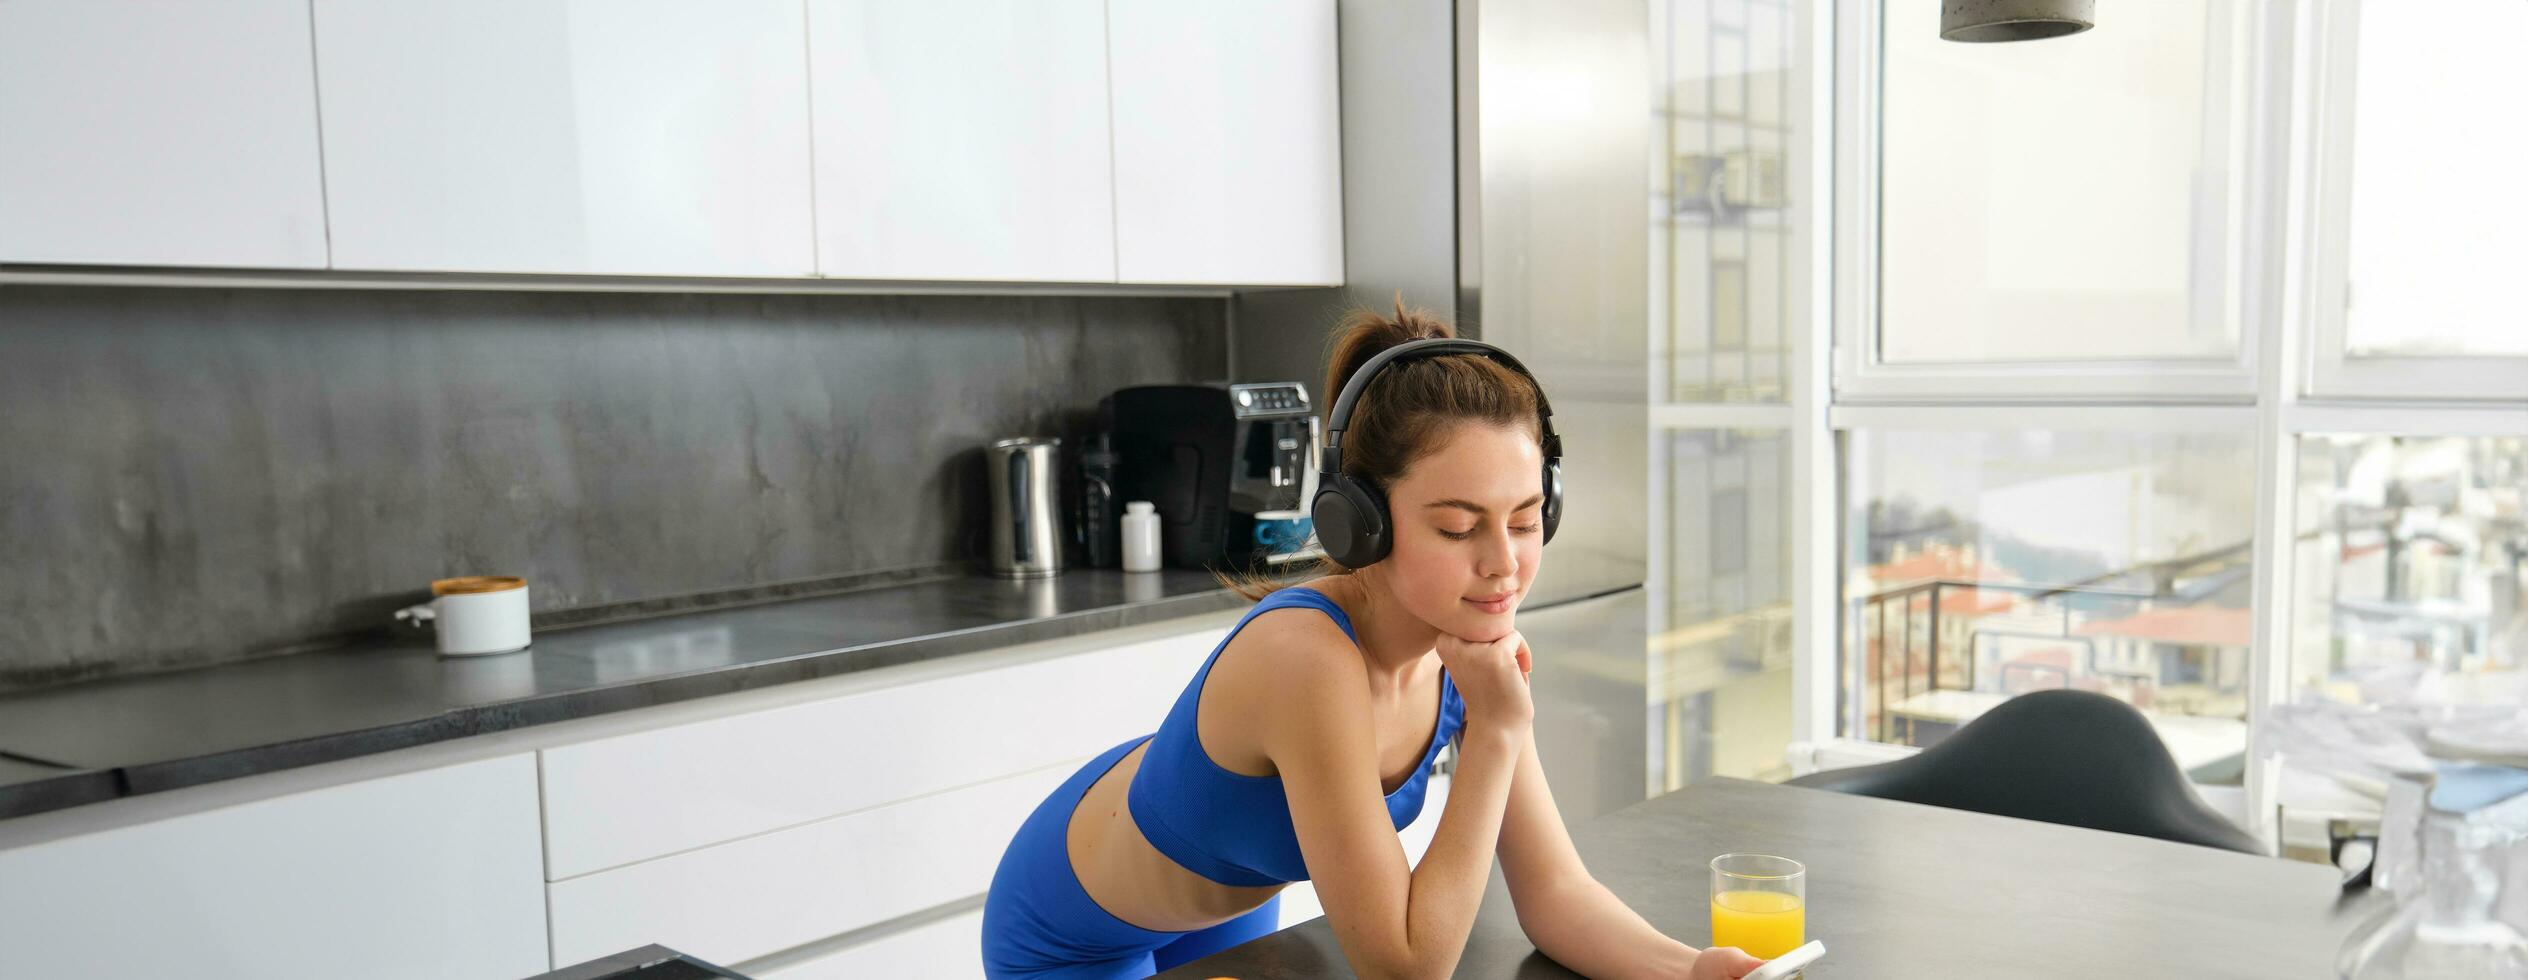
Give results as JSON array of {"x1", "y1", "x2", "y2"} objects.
[
  {"x1": 0, "y1": 755, "x2": 547, "y2": 980},
  {"x1": 0, "y1": 0, "x2": 328, "y2": 268},
  {"x1": 540, "y1": 625, "x2": 1224, "y2": 879},
  {"x1": 808, "y1": 0, "x2": 1115, "y2": 282},
  {"x1": 1107, "y1": 0, "x2": 1343, "y2": 286},
  {"x1": 311, "y1": 0, "x2": 816, "y2": 276},
  {"x1": 548, "y1": 762, "x2": 1063, "y2": 966},
  {"x1": 751, "y1": 907, "x2": 985, "y2": 980}
]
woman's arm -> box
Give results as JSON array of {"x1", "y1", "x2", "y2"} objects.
[
  {"x1": 1264, "y1": 620, "x2": 1534, "y2": 980},
  {"x1": 1497, "y1": 726, "x2": 1765, "y2": 980}
]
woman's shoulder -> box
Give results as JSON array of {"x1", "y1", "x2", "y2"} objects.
[
  {"x1": 1229, "y1": 596, "x2": 1354, "y2": 664},
  {"x1": 1202, "y1": 585, "x2": 1374, "y2": 768},
  {"x1": 1215, "y1": 586, "x2": 1366, "y2": 700}
]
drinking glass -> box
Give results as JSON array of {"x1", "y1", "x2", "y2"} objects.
[{"x1": 1709, "y1": 852, "x2": 1805, "y2": 959}]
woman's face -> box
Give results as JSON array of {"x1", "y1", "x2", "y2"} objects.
[{"x1": 1373, "y1": 421, "x2": 1546, "y2": 643}]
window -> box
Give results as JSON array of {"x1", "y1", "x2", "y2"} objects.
[
  {"x1": 2341, "y1": 0, "x2": 2528, "y2": 358},
  {"x1": 1649, "y1": 0, "x2": 1812, "y2": 790},
  {"x1": 1842, "y1": 428, "x2": 2258, "y2": 783},
  {"x1": 2306, "y1": 0, "x2": 2528, "y2": 398},
  {"x1": 2291, "y1": 435, "x2": 2528, "y2": 704},
  {"x1": 1656, "y1": 429, "x2": 1794, "y2": 788},
  {"x1": 1656, "y1": 0, "x2": 1797, "y2": 403},
  {"x1": 1811, "y1": 0, "x2": 2523, "y2": 856},
  {"x1": 1872, "y1": 0, "x2": 2253, "y2": 368}
]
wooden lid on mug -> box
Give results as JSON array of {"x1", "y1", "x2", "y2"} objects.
[{"x1": 431, "y1": 576, "x2": 527, "y2": 596}]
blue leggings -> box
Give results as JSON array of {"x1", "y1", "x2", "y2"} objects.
[{"x1": 982, "y1": 736, "x2": 1284, "y2": 979}]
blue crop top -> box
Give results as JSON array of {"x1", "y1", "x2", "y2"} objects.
[{"x1": 1125, "y1": 586, "x2": 1466, "y2": 887}]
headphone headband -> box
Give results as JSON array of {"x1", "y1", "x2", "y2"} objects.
[
  {"x1": 1319, "y1": 338, "x2": 1560, "y2": 474},
  {"x1": 1311, "y1": 335, "x2": 1566, "y2": 568}
]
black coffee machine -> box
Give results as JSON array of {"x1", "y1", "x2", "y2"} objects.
[{"x1": 1103, "y1": 383, "x2": 1320, "y2": 571}]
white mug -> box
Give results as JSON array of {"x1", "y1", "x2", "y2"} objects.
[{"x1": 395, "y1": 576, "x2": 532, "y2": 656}]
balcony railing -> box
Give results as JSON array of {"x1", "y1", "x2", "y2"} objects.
[{"x1": 1851, "y1": 535, "x2": 2257, "y2": 746}]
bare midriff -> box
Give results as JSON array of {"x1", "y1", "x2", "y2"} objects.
[{"x1": 1062, "y1": 740, "x2": 1286, "y2": 932}]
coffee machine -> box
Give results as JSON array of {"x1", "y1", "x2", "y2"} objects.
[{"x1": 1106, "y1": 383, "x2": 1322, "y2": 571}]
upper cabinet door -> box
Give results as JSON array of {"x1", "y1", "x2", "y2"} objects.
[
  {"x1": 0, "y1": 0, "x2": 328, "y2": 268},
  {"x1": 312, "y1": 0, "x2": 816, "y2": 277},
  {"x1": 1107, "y1": 0, "x2": 1342, "y2": 287},
  {"x1": 809, "y1": 0, "x2": 1115, "y2": 283}
]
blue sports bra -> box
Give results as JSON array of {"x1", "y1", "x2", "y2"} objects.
[{"x1": 1126, "y1": 586, "x2": 1465, "y2": 887}]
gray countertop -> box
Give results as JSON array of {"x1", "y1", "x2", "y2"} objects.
[
  {"x1": 1157, "y1": 778, "x2": 2366, "y2": 979},
  {"x1": 0, "y1": 568, "x2": 1250, "y2": 820}
]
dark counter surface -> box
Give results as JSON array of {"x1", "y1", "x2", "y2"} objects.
[{"x1": 0, "y1": 569, "x2": 1250, "y2": 820}]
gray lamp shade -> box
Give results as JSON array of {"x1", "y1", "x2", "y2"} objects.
[{"x1": 1941, "y1": 0, "x2": 2095, "y2": 42}]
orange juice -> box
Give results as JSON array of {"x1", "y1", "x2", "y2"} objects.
[{"x1": 1710, "y1": 889, "x2": 1804, "y2": 958}]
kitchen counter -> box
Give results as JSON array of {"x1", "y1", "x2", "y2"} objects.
[{"x1": 0, "y1": 568, "x2": 1252, "y2": 820}]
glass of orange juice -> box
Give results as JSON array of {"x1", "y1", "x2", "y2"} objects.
[{"x1": 1709, "y1": 853, "x2": 1804, "y2": 960}]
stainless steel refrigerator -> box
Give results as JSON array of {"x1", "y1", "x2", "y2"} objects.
[{"x1": 1235, "y1": 0, "x2": 1652, "y2": 821}]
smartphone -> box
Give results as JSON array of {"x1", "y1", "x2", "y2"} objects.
[{"x1": 1740, "y1": 940, "x2": 1825, "y2": 980}]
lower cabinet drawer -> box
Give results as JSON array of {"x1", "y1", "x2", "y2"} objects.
[
  {"x1": 0, "y1": 754, "x2": 546, "y2": 980},
  {"x1": 541, "y1": 624, "x2": 1224, "y2": 879},
  {"x1": 547, "y1": 761, "x2": 1073, "y2": 967},
  {"x1": 751, "y1": 907, "x2": 986, "y2": 980}
]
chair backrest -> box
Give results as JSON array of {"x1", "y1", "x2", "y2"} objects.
[{"x1": 1786, "y1": 689, "x2": 2265, "y2": 854}]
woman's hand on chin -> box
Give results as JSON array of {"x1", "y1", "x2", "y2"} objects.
[{"x1": 1434, "y1": 629, "x2": 1533, "y2": 733}]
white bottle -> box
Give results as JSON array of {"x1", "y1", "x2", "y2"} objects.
[{"x1": 1121, "y1": 500, "x2": 1163, "y2": 572}]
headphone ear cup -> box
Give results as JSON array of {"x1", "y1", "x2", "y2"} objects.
[
  {"x1": 1310, "y1": 475, "x2": 1392, "y2": 568},
  {"x1": 1309, "y1": 483, "x2": 1358, "y2": 566},
  {"x1": 1351, "y1": 478, "x2": 1394, "y2": 564},
  {"x1": 1540, "y1": 458, "x2": 1564, "y2": 546}
]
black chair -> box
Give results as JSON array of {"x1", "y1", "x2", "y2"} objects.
[{"x1": 1787, "y1": 689, "x2": 2265, "y2": 854}]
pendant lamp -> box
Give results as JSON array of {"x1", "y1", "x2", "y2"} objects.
[{"x1": 1941, "y1": 0, "x2": 2094, "y2": 42}]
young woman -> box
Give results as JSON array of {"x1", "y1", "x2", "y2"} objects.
[{"x1": 982, "y1": 303, "x2": 1767, "y2": 980}]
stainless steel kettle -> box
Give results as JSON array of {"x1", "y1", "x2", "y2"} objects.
[{"x1": 986, "y1": 437, "x2": 1063, "y2": 578}]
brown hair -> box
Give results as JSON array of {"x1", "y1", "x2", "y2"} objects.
[{"x1": 1217, "y1": 296, "x2": 1545, "y2": 600}]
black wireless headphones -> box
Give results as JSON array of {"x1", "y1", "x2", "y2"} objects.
[{"x1": 1311, "y1": 338, "x2": 1564, "y2": 569}]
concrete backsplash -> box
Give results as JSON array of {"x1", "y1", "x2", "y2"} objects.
[{"x1": 0, "y1": 286, "x2": 1226, "y2": 691}]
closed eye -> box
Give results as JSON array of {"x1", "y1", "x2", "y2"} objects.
[{"x1": 1440, "y1": 523, "x2": 1542, "y2": 540}]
